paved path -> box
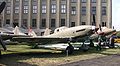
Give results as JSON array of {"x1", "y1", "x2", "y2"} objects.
[{"x1": 59, "y1": 54, "x2": 120, "y2": 66}]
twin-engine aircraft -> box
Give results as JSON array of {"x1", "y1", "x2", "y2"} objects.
[
  {"x1": 12, "y1": 25, "x2": 116, "y2": 54},
  {"x1": 0, "y1": 1, "x2": 116, "y2": 54},
  {"x1": 13, "y1": 25, "x2": 97, "y2": 44}
]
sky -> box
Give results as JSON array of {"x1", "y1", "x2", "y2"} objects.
[{"x1": 112, "y1": 0, "x2": 120, "y2": 31}]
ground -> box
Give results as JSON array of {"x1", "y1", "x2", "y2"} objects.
[
  {"x1": 0, "y1": 44, "x2": 120, "y2": 66},
  {"x1": 60, "y1": 54, "x2": 120, "y2": 66}
]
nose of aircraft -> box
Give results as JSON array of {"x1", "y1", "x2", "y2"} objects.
[{"x1": 95, "y1": 28, "x2": 99, "y2": 32}]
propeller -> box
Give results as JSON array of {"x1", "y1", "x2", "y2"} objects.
[
  {"x1": 93, "y1": 14, "x2": 96, "y2": 26},
  {"x1": 113, "y1": 26, "x2": 114, "y2": 29},
  {"x1": 92, "y1": 14, "x2": 105, "y2": 36},
  {"x1": 0, "y1": 35, "x2": 7, "y2": 50},
  {"x1": 99, "y1": 24, "x2": 102, "y2": 31},
  {"x1": 0, "y1": 1, "x2": 6, "y2": 14},
  {"x1": 98, "y1": 24, "x2": 105, "y2": 35},
  {"x1": 92, "y1": 14, "x2": 99, "y2": 34},
  {"x1": 0, "y1": 1, "x2": 7, "y2": 50}
]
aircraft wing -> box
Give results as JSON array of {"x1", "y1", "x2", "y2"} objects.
[
  {"x1": 12, "y1": 36, "x2": 70, "y2": 44},
  {"x1": 0, "y1": 34, "x2": 31, "y2": 40}
]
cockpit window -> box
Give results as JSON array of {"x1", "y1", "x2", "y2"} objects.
[{"x1": 76, "y1": 29, "x2": 85, "y2": 32}]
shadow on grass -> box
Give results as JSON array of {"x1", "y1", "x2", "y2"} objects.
[
  {"x1": 0, "y1": 47, "x2": 119, "y2": 66},
  {"x1": 0, "y1": 53, "x2": 38, "y2": 66}
]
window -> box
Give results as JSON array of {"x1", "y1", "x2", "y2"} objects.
[
  {"x1": 33, "y1": 0, "x2": 37, "y2": 2},
  {"x1": 102, "y1": 6, "x2": 106, "y2": 15},
  {"x1": 32, "y1": 19, "x2": 37, "y2": 28},
  {"x1": 92, "y1": 6, "x2": 96, "y2": 15},
  {"x1": 51, "y1": 19, "x2": 56, "y2": 28},
  {"x1": 71, "y1": 0, "x2": 77, "y2": 3},
  {"x1": 71, "y1": 22, "x2": 75, "y2": 27},
  {"x1": 81, "y1": 6, "x2": 86, "y2": 15},
  {"x1": 42, "y1": 5, "x2": 47, "y2": 14},
  {"x1": 24, "y1": 5, "x2": 28, "y2": 13},
  {"x1": 24, "y1": 0, "x2": 28, "y2": 2},
  {"x1": 6, "y1": 19, "x2": 10, "y2": 24},
  {"x1": 102, "y1": 0, "x2": 106, "y2": 3},
  {"x1": 22, "y1": 19, "x2": 28, "y2": 28},
  {"x1": 13, "y1": 19, "x2": 19, "y2": 27},
  {"x1": 41, "y1": 19, "x2": 46, "y2": 28},
  {"x1": 60, "y1": 19, "x2": 65, "y2": 27},
  {"x1": 71, "y1": 7, "x2": 76, "y2": 15},
  {"x1": 61, "y1": 0, "x2": 66, "y2": 1},
  {"x1": 81, "y1": 0, "x2": 87, "y2": 3},
  {"x1": 61, "y1": 4, "x2": 66, "y2": 14},
  {"x1": 6, "y1": 6, "x2": 11, "y2": 14},
  {"x1": 51, "y1": 4, "x2": 56, "y2": 14},
  {"x1": 102, "y1": 22, "x2": 106, "y2": 27},
  {"x1": 81, "y1": 22, "x2": 86, "y2": 25},
  {"x1": 91, "y1": 0, "x2": 96, "y2": 3},
  {"x1": 15, "y1": 6, "x2": 19, "y2": 13},
  {"x1": 7, "y1": 0, "x2": 11, "y2": 2},
  {"x1": 15, "y1": 0, "x2": 19, "y2": 2},
  {"x1": 33, "y1": 5, "x2": 37, "y2": 13}
]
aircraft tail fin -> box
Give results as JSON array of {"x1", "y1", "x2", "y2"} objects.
[
  {"x1": 13, "y1": 26, "x2": 26, "y2": 35},
  {"x1": 43, "y1": 28, "x2": 51, "y2": 36},
  {"x1": 28, "y1": 28, "x2": 37, "y2": 37}
]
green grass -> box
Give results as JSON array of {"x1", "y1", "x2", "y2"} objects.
[{"x1": 0, "y1": 45, "x2": 120, "y2": 66}]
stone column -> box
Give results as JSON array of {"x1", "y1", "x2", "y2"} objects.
[
  {"x1": 66, "y1": 0, "x2": 70, "y2": 27},
  {"x1": 37, "y1": 0, "x2": 41, "y2": 29},
  {"x1": 10, "y1": 0, "x2": 14, "y2": 26},
  {"x1": 28, "y1": 0, "x2": 32, "y2": 28},
  {"x1": 19, "y1": 0, "x2": 23, "y2": 27},
  {"x1": 77, "y1": 0, "x2": 81, "y2": 26},
  {"x1": 107, "y1": 0, "x2": 112, "y2": 28},
  {"x1": 46, "y1": 0, "x2": 50, "y2": 28},
  {"x1": 56, "y1": 0, "x2": 60, "y2": 27},
  {"x1": 87, "y1": 0, "x2": 91, "y2": 25},
  {"x1": 96, "y1": 0, "x2": 102, "y2": 27}
]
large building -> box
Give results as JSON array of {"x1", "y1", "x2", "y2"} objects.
[{"x1": 0, "y1": 0, "x2": 112, "y2": 35}]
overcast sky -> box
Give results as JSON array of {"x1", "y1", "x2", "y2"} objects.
[{"x1": 112, "y1": 0, "x2": 120, "y2": 31}]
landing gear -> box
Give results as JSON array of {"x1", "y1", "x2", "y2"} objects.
[
  {"x1": 80, "y1": 42, "x2": 89, "y2": 52},
  {"x1": 65, "y1": 43, "x2": 74, "y2": 54}
]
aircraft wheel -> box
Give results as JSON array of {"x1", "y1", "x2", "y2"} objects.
[
  {"x1": 80, "y1": 44, "x2": 89, "y2": 52},
  {"x1": 66, "y1": 45, "x2": 74, "y2": 54}
]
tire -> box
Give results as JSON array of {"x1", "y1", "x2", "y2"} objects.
[
  {"x1": 80, "y1": 44, "x2": 89, "y2": 52},
  {"x1": 66, "y1": 45, "x2": 74, "y2": 54}
]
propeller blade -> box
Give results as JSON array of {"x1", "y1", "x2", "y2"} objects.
[
  {"x1": 0, "y1": 35, "x2": 6, "y2": 50},
  {"x1": 113, "y1": 26, "x2": 114, "y2": 29},
  {"x1": 93, "y1": 14, "x2": 96, "y2": 26},
  {"x1": 99, "y1": 24, "x2": 102, "y2": 31},
  {"x1": 0, "y1": 1, "x2": 6, "y2": 14}
]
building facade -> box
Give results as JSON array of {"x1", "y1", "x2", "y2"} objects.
[{"x1": 0, "y1": 0, "x2": 112, "y2": 35}]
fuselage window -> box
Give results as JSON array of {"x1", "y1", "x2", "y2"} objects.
[{"x1": 76, "y1": 29, "x2": 85, "y2": 32}]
